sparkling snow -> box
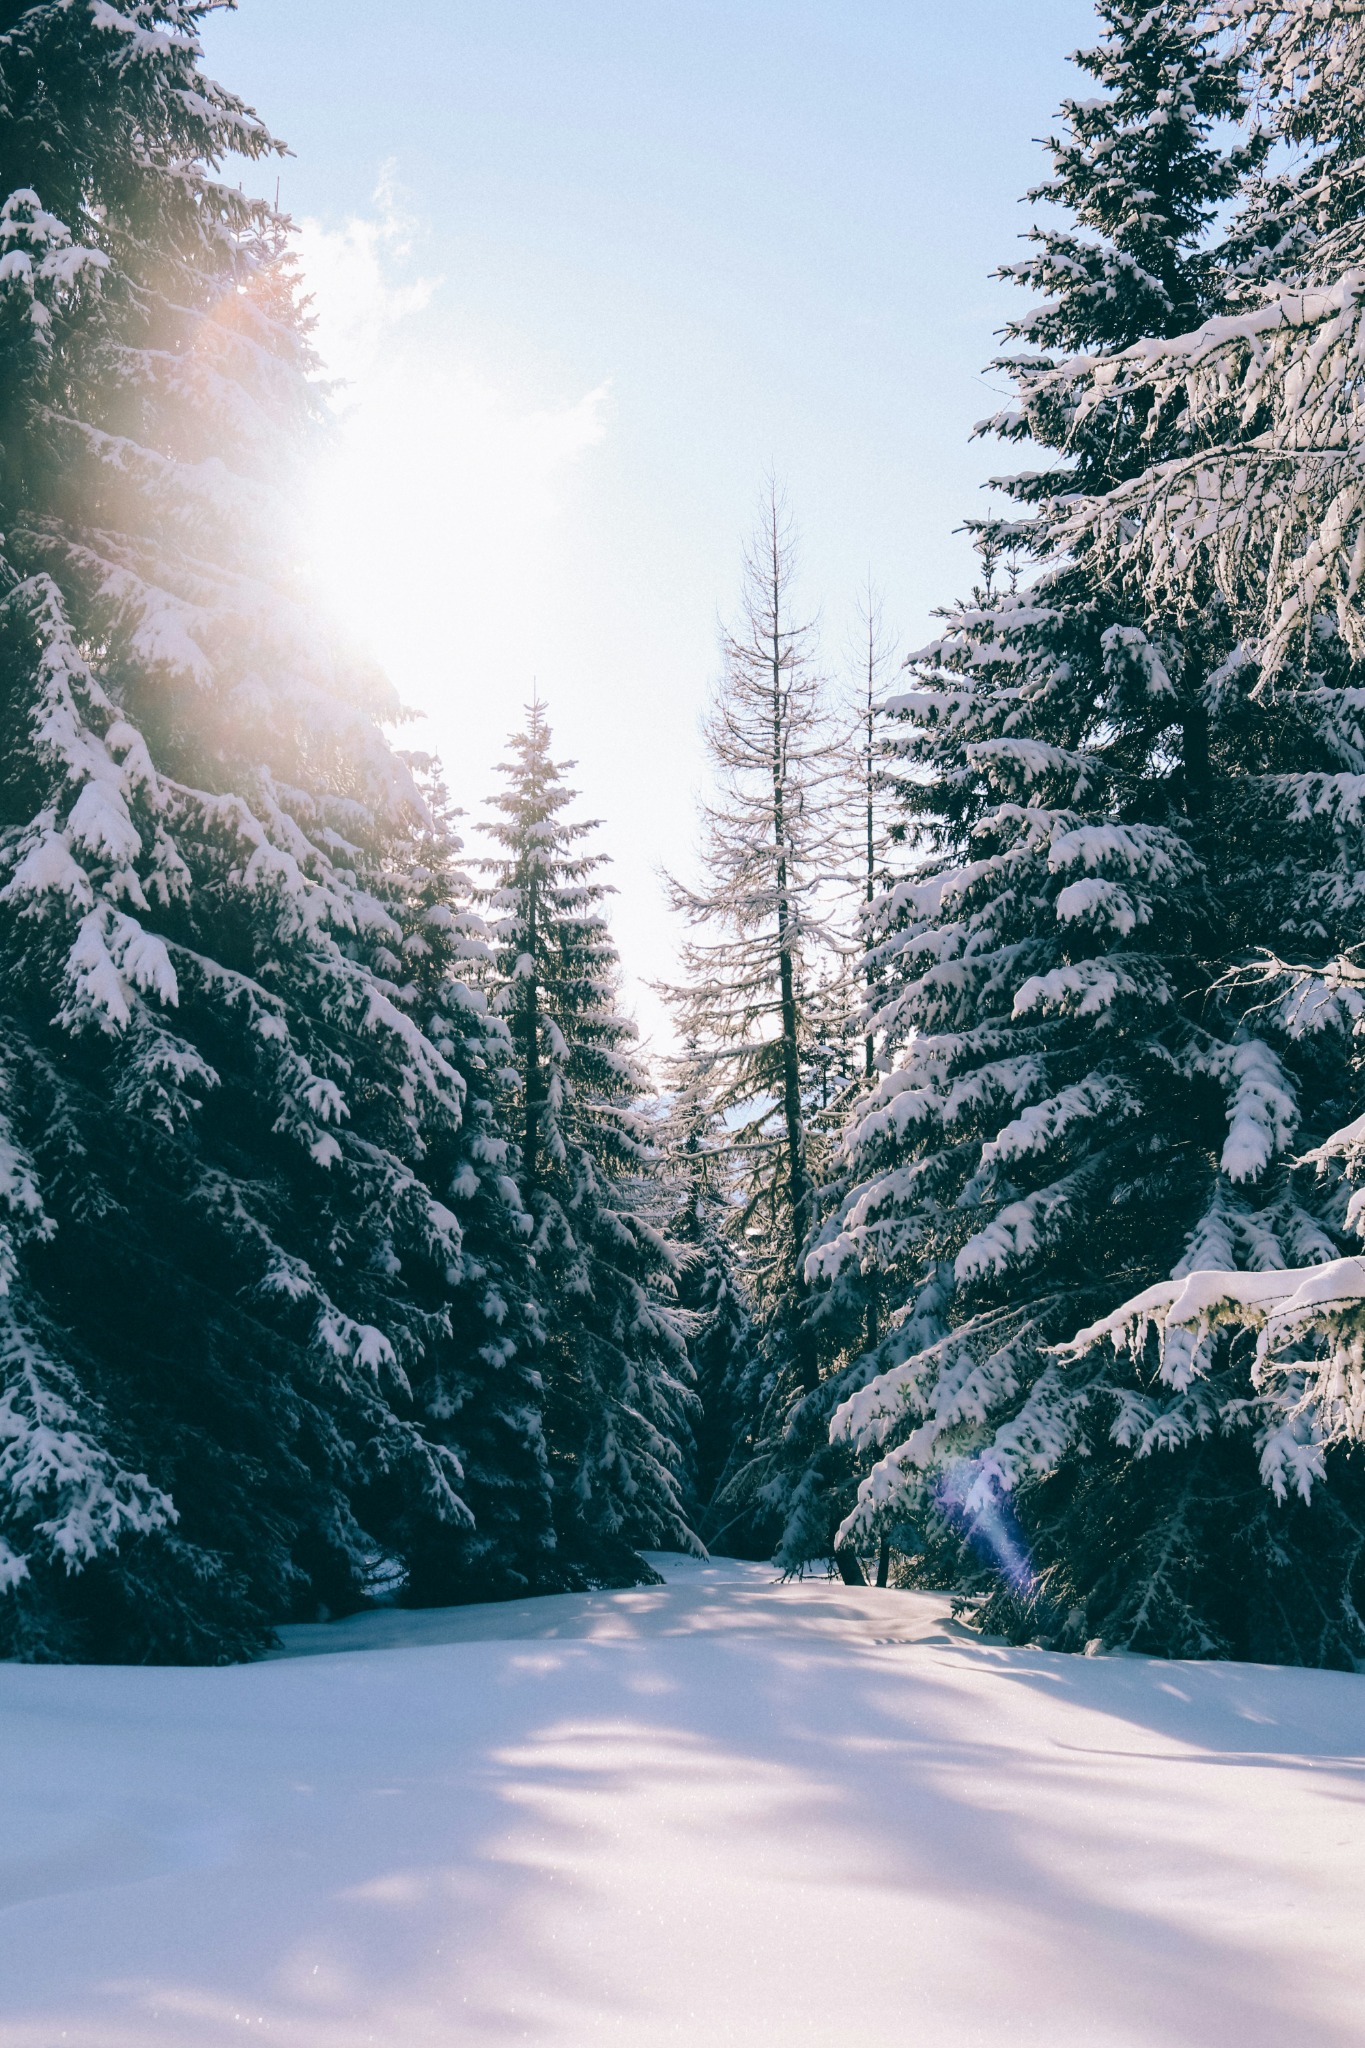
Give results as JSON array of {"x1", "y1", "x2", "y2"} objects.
[{"x1": 2, "y1": 1555, "x2": 1363, "y2": 2046}]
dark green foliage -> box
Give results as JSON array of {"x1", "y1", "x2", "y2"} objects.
[
  {"x1": 657, "y1": 1058, "x2": 764, "y2": 1538},
  {"x1": 940, "y1": 1422, "x2": 1365, "y2": 1673},
  {"x1": 480, "y1": 702, "x2": 700, "y2": 1581},
  {"x1": 785, "y1": 3, "x2": 1365, "y2": 1665},
  {"x1": 0, "y1": 3, "x2": 555, "y2": 1658}
]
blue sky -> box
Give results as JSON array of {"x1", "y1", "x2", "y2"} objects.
[{"x1": 202, "y1": 0, "x2": 1098, "y2": 1049}]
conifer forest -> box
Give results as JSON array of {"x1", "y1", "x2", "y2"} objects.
[{"x1": 6, "y1": 6, "x2": 1365, "y2": 2040}]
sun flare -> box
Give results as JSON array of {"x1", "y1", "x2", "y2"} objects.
[{"x1": 294, "y1": 201, "x2": 608, "y2": 751}]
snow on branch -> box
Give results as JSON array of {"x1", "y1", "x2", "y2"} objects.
[
  {"x1": 0, "y1": 1307, "x2": 176, "y2": 1587},
  {"x1": 1061, "y1": 1255, "x2": 1365, "y2": 1501},
  {"x1": 1047, "y1": 270, "x2": 1365, "y2": 665}
]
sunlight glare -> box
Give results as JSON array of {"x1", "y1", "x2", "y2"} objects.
[{"x1": 294, "y1": 187, "x2": 609, "y2": 767}]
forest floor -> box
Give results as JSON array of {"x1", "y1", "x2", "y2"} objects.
[{"x1": 1, "y1": 1554, "x2": 1362, "y2": 2046}]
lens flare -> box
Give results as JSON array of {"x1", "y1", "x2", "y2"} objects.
[{"x1": 936, "y1": 1457, "x2": 1037, "y2": 1595}]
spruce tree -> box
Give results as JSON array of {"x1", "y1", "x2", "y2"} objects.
[
  {"x1": 1059, "y1": 6, "x2": 1365, "y2": 665},
  {"x1": 800, "y1": 3, "x2": 1365, "y2": 1661},
  {"x1": 378, "y1": 770, "x2": 557, "y2": 1606},
  {"x1": 0, "y1": 2, "x2": 550, "y2": 1658},
  {"x1": 479, "y1": 701, "x2": 700, "y2": 1579},
  {"x1": 966, "y1": 0, "x2": 1365, "y2": 1649},
  {"x1": 659, "y1": 1044, "x2": 762, "y2": 1527}
]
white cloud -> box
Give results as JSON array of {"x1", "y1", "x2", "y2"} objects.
[{"x1": 295, "y1": 167, "x2": 436, "y2": 389}]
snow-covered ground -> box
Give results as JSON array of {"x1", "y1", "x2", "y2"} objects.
[{"x1": 2, "y1": 1556, "x2": 1363, "y2": 2047}]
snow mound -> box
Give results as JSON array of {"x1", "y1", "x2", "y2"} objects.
[
  {"x1": 2, "y1": 1555, "x2": 1363, "y2": 2046},
  {"x1": 270, "y1": 1552, "x2": 958, "y2": 1657}
]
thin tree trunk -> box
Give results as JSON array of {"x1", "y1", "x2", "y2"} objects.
[
  {"x1": 864, "y1": 1281, "x2": 880, "y2": 1354},
  {"x1": 875, "y1": 1536, "x2": 890, "y2": 1587},
  {"x1": 865, "y1": 658, "x2": 877, "y2": 1083},
  {"x1": 860, "y1": 614, "x2": 882, "y2": 1354},
  {"x1": 776, "y1": 912, "x2": 808, "y2": 1248},
  {"x1": 770, "y1": 631, "x2": 808, "y2": 1253},
  {"x1": 835, "y1": 1546, "x2": 867, "y2": 1586},
  {"x1": 524, "y1": 861, "x2": 541, "y2": 1189},
  {"x1": 768, "y1": 566, "x2": 814, "y2": 1388},
  {"x1": 1182, "y1": 693, "x2": 1209, "y2": 817}
]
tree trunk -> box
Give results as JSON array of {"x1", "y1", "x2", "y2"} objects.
[
  {"x1": 769, "y1": 592, "x2": 814, "y2": 1389},
  {"x1": 1182, "y1": 693, "x2": 1209, "y2": 818},
  {"x1": 775, "y1": 920, "x2": 809, "y2": 1250},
  {"x1": 864, "y1": 1281, "x2": 880, "y2": 1354},
  {"x1": 523, "y1": 863, "x2": 541, "y2": 1189},
  {"x1": 875, "y1": 1536, "x2": 890, "y2": 1587},
  {"x1": 865, "y1": 685, "x2": 877, "y2": 1082},
  {"x1": 835, "y1": 1547, "x2": 867, "y2": 1586}
]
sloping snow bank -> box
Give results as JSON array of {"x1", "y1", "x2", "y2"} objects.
[{"x1": 2, "y1": 1555, "x2": 1363, "y2": 2046}]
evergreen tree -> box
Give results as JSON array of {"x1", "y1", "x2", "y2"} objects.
[
  {"x1": 479, "y1": 701, "x2": 701, "y2": 1579},
  {"x1": 658, "y1": 1044, "x2": 762, "y2": 1528},
  {"x1": 1059, "y1": 6, "x2": 1365, "y2": 667},
  {"x1": 378, "y1": 770, "x2": 557, "y2": 1606},
  {"x1": 800, "y1": 3, "x2": 1365, "y2": 1662},
  {"x1": 974, "y1": 0, "x2": 1365, "y2": 1635},
  {"x1": 0, "y1": 2, "x2": 549, "y2": 1659}
]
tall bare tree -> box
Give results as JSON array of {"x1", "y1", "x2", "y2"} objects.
[{"x1": 666, "y1": 484, "x2": 842, "y2": 1388}]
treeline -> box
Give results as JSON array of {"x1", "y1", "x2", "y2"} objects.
[
  {"x1": 0, "y1": 1, "x2": 697, "y2": 1659},
  {"x1": 4, "y1": 0, "x2": 1365, "y2": 1667},
  {"x1": 705, "y1": 0, "x2": 1365, "y2": 1667}
]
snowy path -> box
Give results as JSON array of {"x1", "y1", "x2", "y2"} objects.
[{"x1": 2, "y1": 1557, "x2": 1364, "y2": 2047}]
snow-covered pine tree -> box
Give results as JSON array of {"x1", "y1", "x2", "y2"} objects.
[
  {"x1": 801, "y1": 4, "x2": 1365, "y2": 1662},
  {"x1": 0, "y1": 2, "x2": 550, "y2": 1659},
  {"x1": 960, "y1": 0, "x2": 1365, "y2": 1632},
  {"x1": 479, "y1": 701, "x2": 700, "y2": 1579},
  {"x1": 1064, "y1": 0, "x2": 1365, "y2": 667},
  {"x1": 658, "y1": 1041, "x2": 762, "y2": 1526},
  {"x1": 778, "y1": 589, "x2": 907, "y2": 1588},
  {"x1": 375, "y1": 768, "x2": 558, "y2": 1606}
]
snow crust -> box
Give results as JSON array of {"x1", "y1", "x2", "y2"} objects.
[{"x1": 2, "y1": 1553, "x2": 1363, "y2": 2046}]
